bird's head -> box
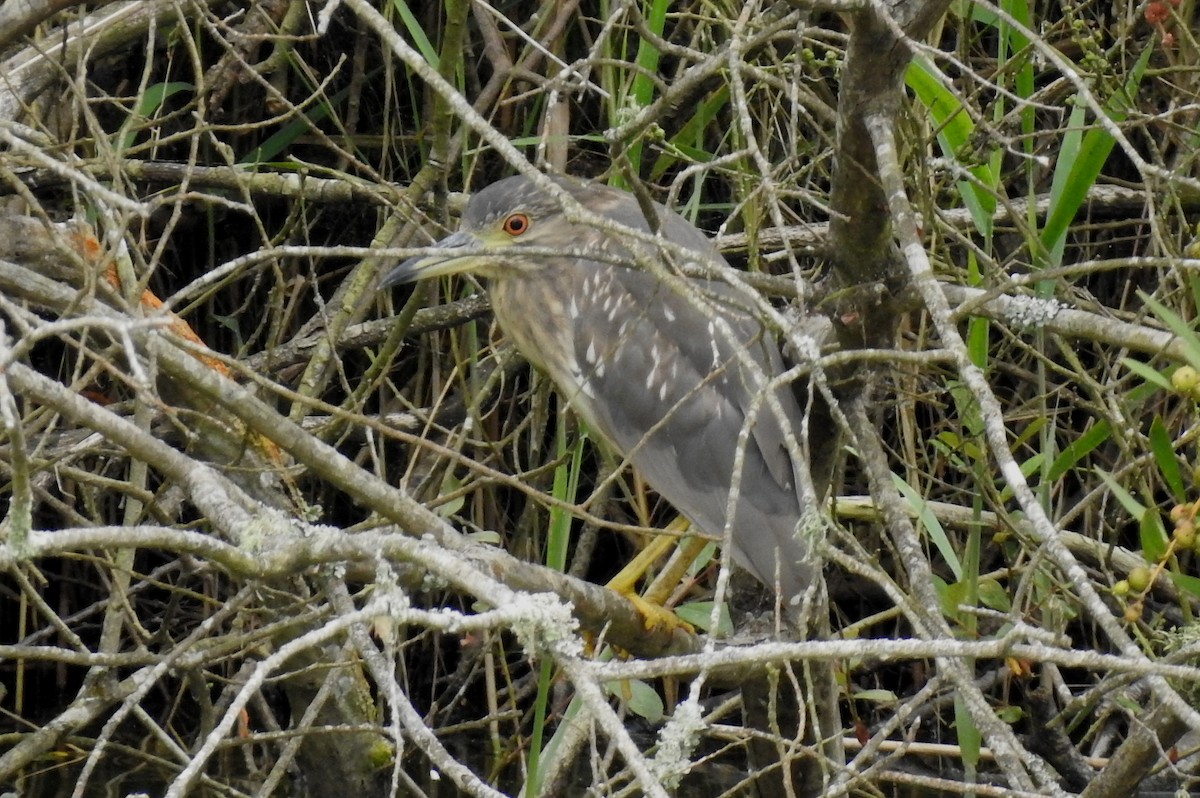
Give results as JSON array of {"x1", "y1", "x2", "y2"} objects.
[{"x1": 382, "y1": 175, "x2": 595, "y2": 287}]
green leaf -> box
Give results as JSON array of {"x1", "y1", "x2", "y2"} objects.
[
  {"x1": 1169, "y1": 571, "x2": 1200, "y2": 600},
  {"x1": 464, "y1": 529, "x2": 502, "y2": 545},
  {"x1": 852, "y1": 688, "x2": 899, "y2": 705},
  {"x1": 997, "y1": 452, "x2": 1044, "y2": 505},
  {"x1": 1149, "y1": 416, "x2": 1186, "y2": 502},
  {"x1": 967, "y1": 316, "x2": 990, "y2": 368},
  {"x1": 977, "y1": 578, "x2": 1012, "y2": 612},
  {"x1": 1113, "y1": 693, "x2": 1142, "y2": 713},
  {"x1": 1140, "y1": 510, "x2": 1169, "y2": 562},
  {"x1": 675, "y1": 600, "x2": 732, "y2": 636},
  {"x1": 1096, "y1": 468, "x2": 1168, "y2": 560},
  {"x1": 526, "y1": 676, "x2": 585, "y2": 797},
  {"x1": 1121, "y1": 358, "x2": 1173, "y2": 392},
  {"x1": 1011, "y1": 415, "x2": 1047, "y2": 450},
  {"x1": 139, "y1": 81, "x2": 194, "y2": 114},
  {"x1": 1041, "y1": 99, "x2": 1088, "y2": 269},
  {"x1": 684, "y1": 539, "x2": 717, "y2": 577},
  {"x1": 1048, "y1": 421, "x2": 1111, "y2": 481},
  {"x1": 949, "y1": 381, "x2": 984, "y2": 438},
  {"x1": 1095, "y1": 467, "x2": 1146, "y2": 519},
  {"x1": 526, "y1": 659, "x2": 556, "y2": 798},
  {"x1": 604, "y1": 679, "x2": 664, "y2": 723},
  {"x1": 940, "y1": 579, "x2": 968, "y2": 623},
  {"x1": 435, "y1": 472, "x2": 465, "y2": 518}
]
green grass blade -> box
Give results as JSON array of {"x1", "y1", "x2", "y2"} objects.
[
  {"x1": 390, "y1": 0, "x2": 439, "y2": 69},
  {"x1": 1096, "y1": 468, "x2": 1167, "y2": 559},
  {"x1": 1120, "y1": 358, "x2": 1173, "y2": 392},
  {"x1": 1048, "y1": 420, "x2": 1111, "y2": 481},
  {"x1": 907, "y1": 57, "x2": 998, "y2": 237},
  {"x1": 616, "y1": 0, "x2": 669, "y2": 180},
  {"x1": 1096, "y1": 467, "x2": 1146, "y2": 519},
  {"x1": 1149, "y1": 415, "x2": 1186, "y2": 502},
  {"x1": 1041, "y1": 46, "x2": 1152, "y2": 265},
  {"x1": 894, "y1": 474, "x2": 962, "y2": 580},
  {"x1": 117, "y1": 82, "x2": 193, "y2": 151},
  {"x1": 527, "y1": 413, "x2": 586, "y2": 797},
  {"x1": 525, "y1": 658, "x2": 555, "y2": 797},
  {"x1": 1138, "y1": 290, "x2": 1200, "y2": 372},
  {"x1": 239, "y1": 94, "x2": 338, "y2": 165},
  {"x1": 546, "y1": 419, "x2": 585, "y2": 572},
  {"x1": 650, "y1": 86, "x2": 729, "y2": 180}
]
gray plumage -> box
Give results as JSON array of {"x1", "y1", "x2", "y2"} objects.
[{"x1": 385, "y1": 175, "x2": 817, "y2": 606}]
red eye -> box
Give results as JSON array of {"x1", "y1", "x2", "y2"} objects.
[{"x1": 502, "y1": 213, "x2": 530, "y2": 236}]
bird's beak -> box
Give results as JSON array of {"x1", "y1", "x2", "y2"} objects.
[{"x1": 381, "y1": 230, "x2": 483, "y2": 288}]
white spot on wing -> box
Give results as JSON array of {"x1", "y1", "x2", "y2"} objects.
[
  {"x1": 663, "y1": 305, "x2": 676, "y2": 323},
  {"x1": 572, "y1": 368, "x2": 596, "y2": 399}
]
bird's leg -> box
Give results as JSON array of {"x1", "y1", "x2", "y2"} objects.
[
  {"x1": 643, "y1": 533, "x2": 710, "y2": 608},
  {"x1": 604, "y1": 516, "x2": 698, "y2": 633}
]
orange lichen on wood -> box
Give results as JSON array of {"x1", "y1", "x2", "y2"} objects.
[{"x1": 69, "y1": 224, "x2": 285, "y2": 469}]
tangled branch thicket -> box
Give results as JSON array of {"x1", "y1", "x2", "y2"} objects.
[{"x1": 2, "y1": 0, "x2": 1200, "y2": 795}]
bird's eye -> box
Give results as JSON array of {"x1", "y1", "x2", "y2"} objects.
[{"x1": 502, "y1": 213, "x2": 530, "y2": 236}]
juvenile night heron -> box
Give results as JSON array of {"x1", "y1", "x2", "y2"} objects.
[{"x1": 384, "y1": 174, "x2": 818, "y2": 611}]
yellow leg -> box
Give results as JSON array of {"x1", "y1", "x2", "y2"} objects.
[
  {"x1": 605, "y1": 517, "x2": 701, "y2": 632},
  {"x1": 643, "y1": 535, "x2": 710, "y2": 607}
]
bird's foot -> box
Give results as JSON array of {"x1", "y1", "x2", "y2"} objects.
[
  {"x1": 605, "y1": 517, "x2": 703, "y2": 634},
  {"x1": 620, "y1": 590, "x2": 695, "y2": 634}
]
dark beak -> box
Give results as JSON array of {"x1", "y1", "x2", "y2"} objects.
[{"x1": 381, "y1": 231, "x2": 480, "y2": 287}]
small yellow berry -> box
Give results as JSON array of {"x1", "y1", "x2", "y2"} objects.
[
  {"x1": 1175, "y1": 520, "x2": 1197, "y2": 549},
  {"x1": 1127, "y1": 566, "x2": 1152, "y2": 592},
  {"x1": 1112, "y1": 579, "x2": 1130, "y2": 596},
  {"x1": 1173, "y1": 366, "x2": 1200, "y2": 394}
]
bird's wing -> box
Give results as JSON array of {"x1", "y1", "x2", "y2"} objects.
[{"x1": 563, "y1": 264, "x2": 814, "y2": 599}]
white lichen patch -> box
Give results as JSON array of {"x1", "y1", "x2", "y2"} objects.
[
  {"x1": 420, "y1": 570, "x2": 449, "y2": 593},
  {"x1": 368, "y1": 566, "x2": 412, "y2": 645},
  {"x1": 505, "y1": 592, "x2": 582, "y2": 658},
  {"x1": 651, "y1": 698, "x2": 705, "y2": 788},
  {"x1": 1005, "y1": 295, "x2": 1063, "y2": 329}
]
